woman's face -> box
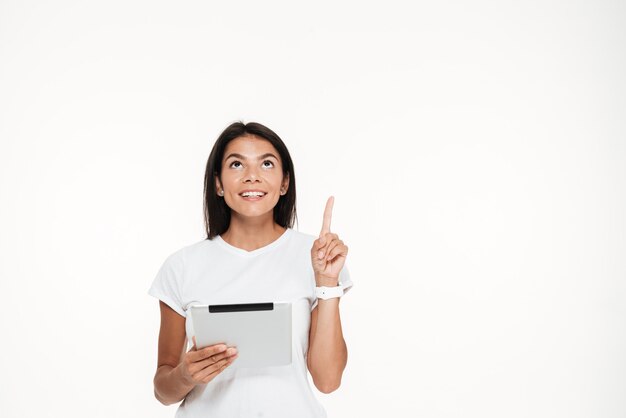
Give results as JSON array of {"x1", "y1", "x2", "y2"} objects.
[{"x1": 216, "y1": 135, "x2": 289, "y2": 221}]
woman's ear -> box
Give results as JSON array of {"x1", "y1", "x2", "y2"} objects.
[
  {"x1": 281, "y1": 173, "x2": 289, "y2": 194},
  {"x1": 215, "y1": 175, "x2": 223, "y2": 195}
]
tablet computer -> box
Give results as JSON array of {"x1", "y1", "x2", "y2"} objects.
[{"x1": 189, "y1": 302, "x2": 292, "y2": 369}]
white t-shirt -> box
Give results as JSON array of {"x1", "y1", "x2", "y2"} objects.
[{"x1": 148, "y1": 227, "x2": 353, "y2": 418}]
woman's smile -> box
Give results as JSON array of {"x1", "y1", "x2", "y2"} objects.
[{"x1": 239, "y1": 189, "x2": 267, "y2": 201}]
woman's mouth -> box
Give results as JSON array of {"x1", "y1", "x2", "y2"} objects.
[{"x1": 239, "y1": 191, "x2": 267, "y2": 201}]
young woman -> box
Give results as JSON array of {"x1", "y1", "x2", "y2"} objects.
[{"x1": 149, "y1": 121, "x2": 353, "y2": 417}]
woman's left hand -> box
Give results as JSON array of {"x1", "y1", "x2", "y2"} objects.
[{"x1": 310, "y1": 196, "x2": 349, "y2": 287}]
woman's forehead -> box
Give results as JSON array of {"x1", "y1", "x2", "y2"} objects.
[{"x1": 223, "y1": 135, "x2": 280, "y2": 159}]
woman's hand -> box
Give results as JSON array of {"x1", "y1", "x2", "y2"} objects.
[
  {"x1": 178, "y1": 338, "x2": 238, "y2": 386},
  {"x1": 310, "y1": 196, "x2": 349, "y2": 287}
]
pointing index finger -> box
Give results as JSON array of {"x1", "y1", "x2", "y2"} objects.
[{"x1": 320, "y1": 196, "x2": 334, "y2": 237}]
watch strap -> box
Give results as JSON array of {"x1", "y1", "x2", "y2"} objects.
[{"x1": 315, "y1": 285, "x2": 344, "y2": 300}]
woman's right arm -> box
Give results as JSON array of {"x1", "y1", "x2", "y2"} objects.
[{"x1": 153, "y1": 301, "x2": 238, "y2": 405}]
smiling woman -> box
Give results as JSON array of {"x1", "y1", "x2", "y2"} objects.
[
  {"x1": 148, "y1": 121, "x2": 353, "y2": 418},
  {"x1": 203, "y1": 122, "x2": 297, "y2": 242}
]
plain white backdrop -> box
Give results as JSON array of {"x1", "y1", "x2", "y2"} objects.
[{"x1": 1, "y1": 1, "x2": 625, "y2": 417}]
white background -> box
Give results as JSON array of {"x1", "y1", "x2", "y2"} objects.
[{"x1": 1, "y1": 1, "x2": 625, "y2": 417}]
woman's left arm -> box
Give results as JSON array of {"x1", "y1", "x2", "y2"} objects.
[
  {"x1": 307, "y1": 197, "x2": 349, "y2": 393},
  {"x1": 307, "y1": 296, "x2": 347, "y2": 393}
]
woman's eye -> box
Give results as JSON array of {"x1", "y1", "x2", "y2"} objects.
[{"x1": 229, "y1": 160, "x2": 273, "y2": 169}]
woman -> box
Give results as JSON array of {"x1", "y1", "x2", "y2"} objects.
[{"x1": 149, "y1": 121, "x2": 353, "y2": 417}]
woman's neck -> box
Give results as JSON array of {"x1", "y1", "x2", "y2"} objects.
[{"x1": 220, "y1": 215, "x2": 287, "y2": 252}]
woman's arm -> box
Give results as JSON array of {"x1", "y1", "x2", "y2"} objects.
[
  {"x1": 153, "y1": 302, "x2": 194, "y2": 405},
  {"x1": 307, "y1": 297, "x2": 348, "y2": 393},
  {"x1": 153, "y1": 301, "x2": 237, "y2": 405},
  {"x1": 307, "y1": 196, "x2": 350, "y2": 393}
]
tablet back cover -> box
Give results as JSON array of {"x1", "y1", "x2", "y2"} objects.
[{"x1": 190, "y1": 302, "x2": 292, "y2": 369}]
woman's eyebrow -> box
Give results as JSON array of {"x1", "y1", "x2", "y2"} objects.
[{"x1": 224, "y1": 152, "x2": 279, "y2": 161}]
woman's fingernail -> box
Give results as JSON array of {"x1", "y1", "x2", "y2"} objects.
[{"x1": 318, "y1": 250, "x2": 324, "y2": 259}]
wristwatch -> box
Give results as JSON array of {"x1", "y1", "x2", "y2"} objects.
[{"x1": 315, "y1": 285, "x2": 344, "y2": 300}]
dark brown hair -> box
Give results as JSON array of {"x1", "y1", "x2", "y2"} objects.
[{"x1": 203, "y1": 121, "x2": 297, "y2": 239}]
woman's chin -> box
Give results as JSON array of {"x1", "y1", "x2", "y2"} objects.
[{"x1": 231, "y1": 207, "x2": 274, "y2": 220}]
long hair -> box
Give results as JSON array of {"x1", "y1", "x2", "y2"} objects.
[{"x1": 203, "y1": 121, "x2": 297, "y2": 239}]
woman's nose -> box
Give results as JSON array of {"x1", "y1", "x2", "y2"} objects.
[{"x1": 243, "y1": 167, "x2": 260, "y2": 182}]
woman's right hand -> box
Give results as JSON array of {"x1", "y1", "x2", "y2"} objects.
[{"x1": 178, "y1": 338, "x2": 238, "y2": 385}]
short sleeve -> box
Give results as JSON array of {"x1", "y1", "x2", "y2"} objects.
[{"x1": 148, "y1": 251, "x2": 186, "y2": 317}]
